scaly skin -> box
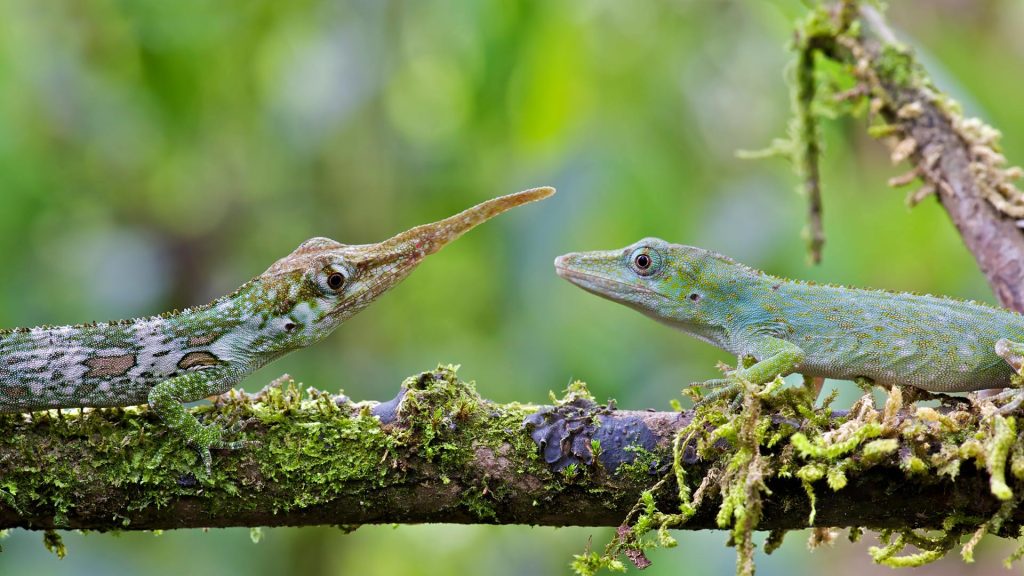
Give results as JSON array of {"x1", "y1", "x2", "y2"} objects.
[
  {"x1": 0, "y1": 187, "x2": 554, "y2": 473},
  {"x1": 555, "y1": 237, "x2": 1024, "y2": 408}
]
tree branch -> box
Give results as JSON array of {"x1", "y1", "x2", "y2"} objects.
[
  {"x1": 803, "y1": 2, "x2": 1024, "y2": 310},
  {"x1": 0, "y1": 367, "x2": 1018, "y2": 538}
]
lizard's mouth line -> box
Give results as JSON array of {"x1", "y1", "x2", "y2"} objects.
[
  {"x1": 554, "y1": 265, "x2": 667, "y2": 301},
  {"x1": 554, "y1": 265, "x2": 610, "y2": 286}
]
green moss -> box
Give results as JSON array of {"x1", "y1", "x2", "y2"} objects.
[
  {"x1": 874, "y1": 44, "x2": 918, "y2": 88},
  {"x1": 585, "y1": 337, "x2": 1024, "y2": 576},
  {"x1": 1005, "y1": 528, "x2": 1024, "y2": 568},
  {"x1": 862, "y1": 438, "x2": 899, "y2": 463},
  {"x1": 614, "y1": 447, "x2": 660, "y2": 483},
  {"x1": 796, "y1": 462, "x2": 825, "y2": 483},
  {"x1": 6, "y1": 356, "x2": 1024, "y2": 576},
  {"x1": 790, "y1": 422, "x2": 883, "y2": 460},
  {"x1": 391, "y1": 366, "x2": 557, "y2": 518},
  {"x1": 253, "y1": 384, "x2": 401, "y2": 511},
  {"x1": 0, "y1": 364, "x2": 558, "y2": 546},
  {"x1": 558, "y1": 380, "x2": 597, "y2": 404},
  {"x1": 42, "y1": 529, "x2": 65, "y2": 559},
  {"x1": 986, "y1": 415, "x2": 1016, "y2": 501},
  {"x1": 571, "y1": 551, "x2": 626, "y2": 576},
  {"x1": 826, "y1": 464, "x2": 848, "y2": 490},
  {"x1": 461, "y1": 486, "x2": 498, "y2": 521},
  {"x1": 901, "y1": 456, "x2": 928, "y2": 475}
]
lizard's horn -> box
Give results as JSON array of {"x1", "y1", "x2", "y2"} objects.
[{"x1": 378, "y1": 187, "x2": 555, "y2": 256}]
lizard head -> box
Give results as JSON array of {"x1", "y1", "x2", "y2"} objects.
[
  {"x1": 554, "y1": 238, "x2": 747, "y2": 328},
  {"x1": 252, "y1": 186, "x2": 555, "y2": 349}
]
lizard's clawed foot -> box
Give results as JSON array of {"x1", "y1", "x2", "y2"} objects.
[
  {"x1": 192, "y1": 420, "x2": 257, "y2": 477},
  {"x1": 690, "y1": 375, "x2": 744, "y2": 406},
  {"x1": 984, "y1": 388, "x2": 1024, "y2": 415},
  {"x1": 996, "y1": 338, "x2": 1024, "y2": 373},
  {"x1": 992, "y1": 338, "x2": 1024, "y2": 414}
]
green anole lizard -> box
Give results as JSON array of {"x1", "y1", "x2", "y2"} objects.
[
  {"x1": 555, "y1": 237, "x2": 1024, "y2": 410},
  {"x1": 0, "y1": 187, "x2": 554, "y2": 473}
]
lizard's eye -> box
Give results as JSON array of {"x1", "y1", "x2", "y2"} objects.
[
  {"x1": 317, "y1": 268, "x2": 348, "y2": 294},
  {"x1": 629, "y1": 247, "x2": 662, "y2": 277},
  {"x1": 327, "y1": 272, "x2": 346, "y2": 291}
]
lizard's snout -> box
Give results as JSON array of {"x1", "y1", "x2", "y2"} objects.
[{"x1": 553, "y1": 253, "x2": 578, "y2": 279}]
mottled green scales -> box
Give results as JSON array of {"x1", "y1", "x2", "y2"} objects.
[
  {"x1": 0, "y1": 187, "x2": 554, "y2": 473},
  {"x1": 555, "y1": 238, "x2": 1024, "y2": 409}
]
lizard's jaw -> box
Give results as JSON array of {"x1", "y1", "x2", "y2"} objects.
[
  {"x1": 555, "y1": 251, "x2": 674, "y2": 318},
  {"x1": 554, "y1": 256, "x2": 608, "y2": 292},
  {"x1": 555, "y1": 252, "x2": 635, "y2": 303}
]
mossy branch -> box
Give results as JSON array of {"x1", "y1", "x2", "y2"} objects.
[
  {"x1": 0, "y1": 366, "x2": 1019, "y2": 542},
  {"x1": 791, "y1": 1, "x2": 1024, "y2": 309}
]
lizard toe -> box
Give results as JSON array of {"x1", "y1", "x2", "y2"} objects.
[
  {"x1": 693, "y1": 379, "x2": 743, "y2": 405},
  {"x1": 995, "y1": 390, "x2": 1024, "y2": 415}
]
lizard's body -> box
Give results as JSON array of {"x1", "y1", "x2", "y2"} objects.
[
  {"x1": 0, "y1": 286, "x2": 274, "y2": 411},
  {"x1": 0, "y1": 187, "x2": 554, "y2": 472},
  {"x1": 763, "y1": 279, "x2": 1024, "y2": 391},
  {"x1": 555, "y1": 238, "x2": 1024, "y2": 400}
]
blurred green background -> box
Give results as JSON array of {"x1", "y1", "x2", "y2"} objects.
[{"x1": 1, "y1": 0, "x2": 1023, "y2": 574}]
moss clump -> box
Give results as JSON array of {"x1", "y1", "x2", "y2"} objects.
[
  {"x1": 391, "y1": 365, "x2": 563, "y2": 521},
  {"x1": 578, "y1": 359, "x2": 1024, "y2": 576},
  {"x1": 873, "y1": 43, "x2": 918, "y2": 88},
  {"x1": 614, "y1": 447, "x2": 661, "y2": 483},
  {"x1": 250, "y1": 380, "x2": 402, "y2": 512},
  {"x1": 0, "y1": 375, "x2": 412, "y2": 526}
]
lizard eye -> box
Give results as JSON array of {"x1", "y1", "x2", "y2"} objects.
[
  {"x1": 629, "y1": 247, "x2": 662, "y2": 277},
  {"x1": 317, "y1": 268, "x2": 348, "y2": 294},
  {"x1": 315, "y1": 259, "x2": 352, "y2": 294},
  {"x1": 327, "y1": 272, "x2": 346, "y2": 291}
]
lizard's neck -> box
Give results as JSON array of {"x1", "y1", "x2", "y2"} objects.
[
  {"x1": 691, "y1": 269, "x2": 780, "y2": 355},
  {"x1": 671, "y1": 318, "x2": 732, "y2": 351},
  {"x1": 640, "y1": 293, "x2": 734, "y2": 352},
  {"x1": 159, "y1": 277, "x2": 320, "y2": 368}
]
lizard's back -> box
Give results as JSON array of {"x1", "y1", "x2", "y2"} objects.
[
  {"x1": 772, "y1": 279, "x2": 1024, "y2": 392},
  {"x1": 0, "y1": 305, "x2": 248, "y2": 412},
  {"x1": 0, "y1": 318, "x2": 187, "y2": 411}
]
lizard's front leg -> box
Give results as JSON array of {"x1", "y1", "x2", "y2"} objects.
[
  {"x1": 147, "y1": 366, "x2": 247, "y2": 475},
  {"x1": 695, "y1": 336, "x2": 806, "y2": 403},
  {"x1": 992, "y1": 338, "x2": 1024, "y2": 414}
]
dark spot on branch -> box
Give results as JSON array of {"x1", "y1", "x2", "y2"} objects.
[{"x1": 522, "y1": 397, "x2": 662, "y2": 473}]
